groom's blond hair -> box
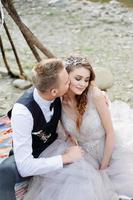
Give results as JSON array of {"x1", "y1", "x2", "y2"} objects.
[{"x1": 32, "y1": 58, "x2": 64, "y2": 92}]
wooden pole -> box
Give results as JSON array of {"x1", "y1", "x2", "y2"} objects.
[
  {"x1": 3, "y1": 21, "x2": 26, "y2": 79},
  {"x1": 0, "y1": 36, "x2": 18, "y2": 78},
  {"x1": 21, "y1": 31, "x2": 41, "y2": 62},
  {"x1": 1, "y1": 0, "x2": 56, "y2": 60}
]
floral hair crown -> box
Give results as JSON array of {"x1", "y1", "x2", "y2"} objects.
[{"x1": 65, "y1": 56, "x2": 89, "y2": 67}]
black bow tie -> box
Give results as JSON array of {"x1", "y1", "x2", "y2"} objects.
[{"x1": 50, "y1": 102, "x2": 55, "y2": 111}]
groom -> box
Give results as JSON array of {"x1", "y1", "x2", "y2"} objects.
[{"x1": 0, "y1": 58, "x2": 84, "y2": 200}]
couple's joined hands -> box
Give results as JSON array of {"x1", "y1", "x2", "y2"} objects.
[{"x1": 63, "y1": 134, "x2": 109, "y2": 170}]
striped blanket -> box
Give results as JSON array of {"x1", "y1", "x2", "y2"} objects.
[
  {"x1": 0, "y1": 116, "x2": 29, "y2": 200},
  {"x1": 0, "y1": 116, "x2": 12, "y2": 163}
]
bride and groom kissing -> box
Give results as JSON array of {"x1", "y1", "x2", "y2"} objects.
[{"x1": 0, "y1": 56, "x2": 133, "y2": 200}]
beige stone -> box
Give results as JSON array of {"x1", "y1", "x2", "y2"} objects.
[{"x1": 94, "y1": 67, "x2": 114, "y2": 90}]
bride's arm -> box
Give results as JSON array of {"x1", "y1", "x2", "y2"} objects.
[{"x1": 93, "y1": 89, "x2": 115, "y2": 170}]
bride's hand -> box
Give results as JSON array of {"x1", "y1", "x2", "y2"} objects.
[{"x1": 99, "y1": 162, "x2": 108, "y2": 170}]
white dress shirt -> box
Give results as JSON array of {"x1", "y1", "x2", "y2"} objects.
[{"x1": 11, "y1": 88, "x2": 63, "y2": 177}]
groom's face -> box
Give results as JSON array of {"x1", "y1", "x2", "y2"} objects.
[{"x1": 56, "y1": 68, "x2": 70, "y2": 97}]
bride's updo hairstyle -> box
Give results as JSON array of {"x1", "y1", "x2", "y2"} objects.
[{"x1": 65, "y1": 55, "x2": 95, "y2": 130}]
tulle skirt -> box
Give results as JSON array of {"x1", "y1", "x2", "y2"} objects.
[
  {"x1": 106, "y1": 101, "x2": 133, "y2": 198},
  {"x1": 24, "y1": 101, "x2": 133, "y2": 199},
  {"x1": 24, "y1": 139, "x2": 118, "y2": 200}
]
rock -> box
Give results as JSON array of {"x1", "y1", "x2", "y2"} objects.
[
  {"x1": 13, "y1": 79, "x2": 32, "y2": 90},
  {"x1": 94, "y1": 67, "x2": 114, "y2": 90},
  {"x1": 48, "y1": 0, "x2": 69, "y2": 7},
  {"x1": 48, "y1": 0, "x2": 60, "y2": 3},
  {"x1": 126, "y1": 84, "x2": 133, "y2": 89}
]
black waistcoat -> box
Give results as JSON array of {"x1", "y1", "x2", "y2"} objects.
[{"x1": 9, "y1": 89, "x2": 61, "y2": 158}]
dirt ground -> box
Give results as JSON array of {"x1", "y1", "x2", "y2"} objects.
[{"x1": 0, "y1": 0, "x2": 133, "y2": 115}]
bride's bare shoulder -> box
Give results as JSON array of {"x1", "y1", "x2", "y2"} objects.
[{"x1": 90, "y1": 86, "x2": 103, "y2": 99}]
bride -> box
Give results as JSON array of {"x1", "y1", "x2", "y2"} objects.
[{"x1": 24, "y1": 56, "x2": 133, "y2": 200}]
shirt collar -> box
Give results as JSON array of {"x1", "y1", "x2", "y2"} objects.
[{"x1": 33, "y1": 88, "x2": 54, "y2": 108}]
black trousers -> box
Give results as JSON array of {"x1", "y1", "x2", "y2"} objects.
[{"x1": 0, "y1": 156, "x2": 30, "y2": 200}]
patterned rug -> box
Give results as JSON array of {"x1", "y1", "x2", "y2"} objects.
[
  {"x1": 0, "y1": 116, "x2": 29, "y2": 200},
  {"x1": 0, "y1": 116, "x2": 12, "y2": 163}
]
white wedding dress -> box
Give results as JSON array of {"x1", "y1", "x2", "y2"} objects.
[{"x1": 24, "y1": 88, "x2": 133, "y2": 200}]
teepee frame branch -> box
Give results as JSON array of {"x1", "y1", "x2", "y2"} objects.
[
  {"x1": 1, "y1": 0, "x2": 55, "y2": 59},
  {"x1": 0, "y1": 0, "x2": 56, "y2": 79},
  {"x1": 3, "y1": 21, "x2": 25, "y2": 78}
]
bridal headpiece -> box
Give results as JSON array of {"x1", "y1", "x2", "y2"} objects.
[{"x1": 65, "y1": 55, "x2": 89, "y2": 68}]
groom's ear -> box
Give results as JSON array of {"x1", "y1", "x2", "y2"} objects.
[{"x1": 50, "y1": 88, "x2": 58, "y2": 97}]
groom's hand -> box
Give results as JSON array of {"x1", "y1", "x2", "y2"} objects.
[
  {"x1": 101, "y1": 91, "x2": 110, "y2": 106},
  {"x1": 91, "y1": 82, "x2": 110, "y2": 106},
  {"x1": 62, "y1": 146, "x2": 84, "y2": 165}
]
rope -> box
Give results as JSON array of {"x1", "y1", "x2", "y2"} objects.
[{"x1": 0, "y1": 0, "x2": 4, "y2": 35}]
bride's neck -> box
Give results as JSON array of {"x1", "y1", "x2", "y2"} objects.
[{"x1": 63, "y1": 89, "x2": 76, "y2": 104}]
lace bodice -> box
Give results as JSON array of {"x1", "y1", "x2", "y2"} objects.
[{"x1": 62, "y1": 88, "x2": 105, "y2": 161}]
